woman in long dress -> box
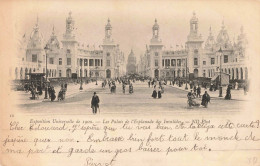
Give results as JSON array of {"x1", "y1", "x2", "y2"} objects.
[
  {"x1": 158, "y1": 87, "x2": 162, "y2": 99},
  {"x1": 152, "y1": 89, "x2": 157, "y2": 99}
]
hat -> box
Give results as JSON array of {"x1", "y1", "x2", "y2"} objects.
[{"x1": 94, "y1": 92, "x2": 96, "y2": 94}]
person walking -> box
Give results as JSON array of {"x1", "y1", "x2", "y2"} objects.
[
  {"x1": 122, "y1": 83, "x2": 125, "y2": 94},
  {"x1": 91, "y1": 92, "x2": 100, "y2": 114},
  {"x1": 193, "y1": 85, "x2": 197, "y2": 97},
  {"x1": 197, "y1": 85, "x2": 201, "y2": 98},
  {"x1": 50, "y1": 86, "x2": 56, "y2": 102},
  {"x1": 158, "y1": 87, "x2": 162, "y2": 99},
  {"x1": 201, "y1": 91, "x2": 210, "y2": 107}
]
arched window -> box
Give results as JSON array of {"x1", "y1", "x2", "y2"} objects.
[{"x1": 240, "y1": 68, "x2": 243, "y2": 80}]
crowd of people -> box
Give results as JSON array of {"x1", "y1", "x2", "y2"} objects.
[{"x1": 20, "y1": 75, "x2": 249, "y2": 114}]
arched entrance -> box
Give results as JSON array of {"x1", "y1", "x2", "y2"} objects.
[
  {"x1": 154, "y1": 69, "x2": 159, "y2": 78},
  {"x1": 20, "y1": 68, "x2": 23, "y2": 80},
  {"x1": 194, "y1": 69, "x2": 198, "y2": 78},
  {"x1": 106, "y1": 69, "x2": 111, "y2": 78},
  {"x1": 66, "y1": 69, "x2": 71, "y2": 78}
]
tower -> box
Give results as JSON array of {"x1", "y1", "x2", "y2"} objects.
[
  {"x1": 61, "y1": 12, "x2": 78, "y2": 77},
  {"x1": 186, "y1": 12, "x2": 203, "y2": 78},
  {"x1": 102, "y1": 18, "x2": 117, "y2": 79},
  {"x1": 149, "y1": 19, "x2": 163, "y2": 79}
]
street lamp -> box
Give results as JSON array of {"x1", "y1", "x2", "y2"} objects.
[
  {"x1": 79, "y1": 59, "x2": 83, "y2": 90},
  {"x1": 218, "y1": 47, "x2": 223, "y2": 97},
  {"x1": 185, "y1": 58, "x2": 188, "y2": 90},
  {"x1": 44, "y1": 44, "x2": 50, "y2": 99}
]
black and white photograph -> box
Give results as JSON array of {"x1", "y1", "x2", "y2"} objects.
[{"x1": 0, "y1": 0, "x2": 260, "y2": 166}]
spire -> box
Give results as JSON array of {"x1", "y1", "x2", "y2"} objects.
[
  {"x1": 209, "y1": 25, "x2": 212, "y2": 35},
  {"x1": 52, "y1": 25, "x2": 55, "y2": 35},
  {"x1": 69, "y1": 11, "x2": 72, "y2": 18}
]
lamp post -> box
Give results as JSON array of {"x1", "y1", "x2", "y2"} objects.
[
  {"x1": 218, "y1": 47, "x2": 223, "y2": 97},
  {"x1": 79, "y1": 59, "x2": 83, "y2": 90},
  {"x1": 44, "y1": 44, "x2": 49, "y2": 99},
  {"x1": 185, "y1": 58, "x2": 188, "y2": 90}
]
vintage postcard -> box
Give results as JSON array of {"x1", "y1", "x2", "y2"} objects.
[{"x1": 0, "y1": 0, "x2": 260, "y2": 166}]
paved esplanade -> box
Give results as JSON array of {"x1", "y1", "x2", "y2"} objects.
[{"x1": 17, "y1": 81, "x2": 246, "y2": 116}]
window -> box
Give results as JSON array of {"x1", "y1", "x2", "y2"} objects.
[
  {"x1": 155, "y1": 60, "x2": 158, "y2": 67},
  {"x1": 194, "y1": 49, "x2": 198, "y2": 54},
  {"x1": 211, "y1": 58, "x2": 215, "y2": 65},
  {"x1": 67, "y1": 49, "x2": 71, "y2": 54},
  {"x1": 106, "y1": 60, "x2": 110, "y2": 66},
  {"x1": 166, "y1": 59, "x2": 170, "y2": 67},
  {"x1": 203, "y1": 61, "x2": 206, "y2": 65},
  {"x1": 32, "y1": 54, "x2": 37, "y2": 62},
  {"x1": 59, "y1": 58, "x2": 62, "y2": 65},
  {"x1": 155, "y1": 52, "x2": 159, "y2": 56},
  {"x1": 95, "y1": 59, "x2": 98, "y2": 66},
  {"x1": 177, "y1": 59, "x2": 181, "y2": 66},
  {"x1": 59, "y1": 70, "x2": 62, "y2": 77},
  {"x1": 107, "y1": 52, "x2": 110, "y2": 56},
  {"x1": 89, "y1": 59, "x2": 94, "y2": 66},
  {"x1": 194, "y1": 58, "x2": 198, "y2": 65},
  {"x1": 84, "y1": 59, "x2": 88, "y2": 66},
  {"x1": 224, "y1": 55, "x2": 228, "y2": 63},
  {"x1": 171, "y1": 59, "x2": 176, "y2": 66},
  {"x1": 162, "y1": 60, "x2": 164, "y2": 66},
  {"x1": 67, "y1": 58, "x2": 71, "y2": 65},
  {"x1": 49, "y1": 58, "x2": 54, "y2": 64}
]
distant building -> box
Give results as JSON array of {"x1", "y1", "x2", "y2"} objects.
[
  {"x1": 138, "y1": 12, "x2": 249, "y2": 81},
  {"x1": 11, "y1": 12, "x2": 126, "y2": 81},
  {"x1": 126, "y1": 49, "x2": 137, "y2": 75}
]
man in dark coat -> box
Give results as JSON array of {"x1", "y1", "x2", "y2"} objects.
[
  {"x1": 197, "y1": 85, "x2": 201, "y2": 98},
  {"x1": 91, "y1": 92, "x2": 100, "y2": 114},
  {"x1": 201, "y1": 91, "x2": 210, "y2": 107}
]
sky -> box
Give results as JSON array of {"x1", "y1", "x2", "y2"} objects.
[{"x1": 12, "y1": 0, "x2": 260, "y2": 62}]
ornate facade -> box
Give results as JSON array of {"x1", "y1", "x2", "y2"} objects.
[
  {"x1": 138, "y1": 12, "x2": 249, "y2": 81},
  {"x1": 11, "y1": 12, "x2": 126, "y2": 81}
]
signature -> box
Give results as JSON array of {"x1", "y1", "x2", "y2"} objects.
[{"x1": 84, "y1": 157, "x2": 116, "y2": 166}]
